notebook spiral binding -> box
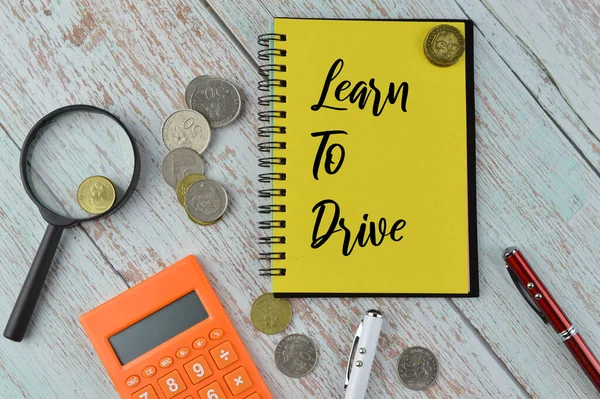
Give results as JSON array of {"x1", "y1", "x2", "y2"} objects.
[{"x1": 257, "y1": 33, "x2": 288, "y2": 277}]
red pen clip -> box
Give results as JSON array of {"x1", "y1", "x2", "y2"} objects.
[{"x1": 503, "y1": 247, "x2": 548, "y2": 324}]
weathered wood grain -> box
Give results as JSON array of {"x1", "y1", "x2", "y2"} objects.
[
  {"x1": 463, "y1": 0, "x2": 600, "y2": 162},
  {"x1": 1, "y1": 0, "x2": 599, "y2": 398},
  {"x1": 0, "y1": 1, "x2": 529, "y2": 398},
  {"x1": 206, "y1": 0, "x2": 600, "y2": 397}
]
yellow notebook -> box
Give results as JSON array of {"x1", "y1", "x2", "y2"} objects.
[{"x1": 258, "y1": 18, "x2": 478, "y2": 297}]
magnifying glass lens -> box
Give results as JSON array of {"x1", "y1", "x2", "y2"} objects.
[
  {"x1": 4, "y1": 107, "x2": 139, "y2": 342},
  {"x1": 24, "y1": 110, "x2": 136, "y2": 219}
]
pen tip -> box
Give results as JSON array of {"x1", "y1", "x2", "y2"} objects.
[{"x1": 503, "y1": 246, "x2": 518, "y2": 259}]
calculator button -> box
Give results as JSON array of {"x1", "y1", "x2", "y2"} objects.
[
  {"x1": 210, "y1": 341, "x2": 239, "y2": 369},
  {"x1": 158, "y1": 370, "x2": 187, "y2": 398},
  {"x1": 193, "y1": 337, "x2": 207, "y2": 350},
  {"x1": 209, "y1": 328, "x2": 224, "y2": 340},
  {"x1": 176, "y1": 347, "x2": 190, "y2": 359},
  {"x1": 131, "y1": 385, "x2": 158, "y2": 399},
  {"x1": 198, "y1": 381, "x2": 227, "y2": 399},
  {"x1": 184, "y1": 355, "x2": 213, "y2": 384},
  {"x1": 244, "y1": 394, "x2": 261, "y2": 399},
  {"x1": 224, "y1": 366, "x2": 253, "y2": 395},
  {"x1": 126, "y1": 375, "x2": 140, "y2": 388},
  {"x1": 159, "y1": 356, "x2": 173, "y2": 368},
  {"x1": 142, "y1": 366, "x2": 156, "y2": 378}
]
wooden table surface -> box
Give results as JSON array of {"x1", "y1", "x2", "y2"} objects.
[{"x1": 1, "y1": 1, "x2": 599, "y2": 398}]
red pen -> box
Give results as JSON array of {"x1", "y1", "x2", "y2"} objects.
[{"x1": 503, "y1": 247, "x2": 600, "y2": 392}]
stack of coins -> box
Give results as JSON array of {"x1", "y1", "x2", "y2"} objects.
[{"x1": 161, "y1": 75, "x2": 241, "y2": 225}]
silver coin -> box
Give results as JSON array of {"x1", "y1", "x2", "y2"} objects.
[
  {"x1": 274, "y1": 334, "x2": 319, "y2": 378},
  {"x1": 185, "y1": 75, "x2": 211, "y2": 108},
  {"x1": 397, "y1": 347, "x2": 439, "y2": 390},
  {"x1": 161, "y1": 148, "x2": 204, "y2": 189},
  {"x1": 184, "y1": 179, "x2": 228, "y2": 223},
  {"x1": 191, "y1": 78, "x2": 241, "y2": 127},
  {"x1": 162, "y1": 109, "x2": 211, "y2": 154}
]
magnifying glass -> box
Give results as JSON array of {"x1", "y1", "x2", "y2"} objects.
[{"x1": 4, "y1": 105, "x2": 141, "y2": 342}]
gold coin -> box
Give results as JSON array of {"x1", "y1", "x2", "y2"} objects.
[
  {"x1": 424, "y1": 24, "x2": 465, "y2": 67},
  {"x1": 176, "y1": 173, "x2": 207, "y2": 206},
  {"x1": 250, "y1": 293, "x2": 292, "y2": 335},
  {"x1": 77, "y1": 176, "x2": 116, "y2": 215}
]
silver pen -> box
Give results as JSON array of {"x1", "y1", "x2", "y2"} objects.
[{"x1": 344, "y1": 310, "x2": 384, "y2": 399}]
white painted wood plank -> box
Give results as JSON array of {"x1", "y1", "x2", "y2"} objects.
[
  {"x1": 206, "y1": 0, "x2": 600, "y2": 397},
  {"x1": 461, "y1": 0, "x2": 600, "y2": 163},
  {"x1": 0, "y1": 128, "x2": 129, "y2": 398},
  {"x1": 0, "y1": 1, "x2": 528, "y2": 398}
]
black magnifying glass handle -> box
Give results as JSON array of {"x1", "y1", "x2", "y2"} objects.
[{"x1": 4, "y1": 224, "x2": 64, "y2": 342}]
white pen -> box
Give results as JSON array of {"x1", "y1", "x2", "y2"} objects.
[{"x1": 344, "y1": 309, "x2": 384, "y2": 399}]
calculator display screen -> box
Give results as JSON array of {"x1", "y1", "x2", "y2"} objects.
[{"x1": 109, "y1": 291, "x2": 208, "y2": 365}]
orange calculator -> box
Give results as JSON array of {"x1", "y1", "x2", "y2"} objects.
[{"x1": 80, "y1": 255, "x2": 273, "y2": 399}]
